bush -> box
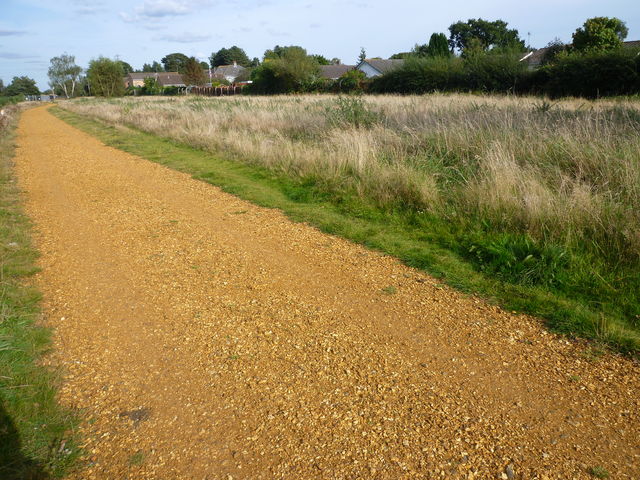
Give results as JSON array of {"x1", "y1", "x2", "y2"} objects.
[
  {"x1": 371, "y1": 56, "x2": 466, "y2": 93},
  {"x1": 463, "y1": 52, "x2": 528, "y2": 92},
  {"x1": 539, "y1": 48, "x2": 640, "y2": 98}
]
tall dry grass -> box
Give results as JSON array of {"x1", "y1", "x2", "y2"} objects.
[{"x1": 62, "y1": 94, "x2": 640, "y2": 263}]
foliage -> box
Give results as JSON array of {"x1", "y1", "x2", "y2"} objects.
[
  {"x1": 87, "y1": 57, "x2": 125, "y2": 97},
  {"x1": 414, "y1": 33, "x2": 451, "y2": 58},
  {"x1": 161, "y1": 53, "x2": 189, "y2": 73},
  {"x1": 0, "y1": 79, "x2": 4, "y2": 96},
  {"x1": 142, "y1": 61, "x2": 164, "y2": 72},
  {"x1": 117, "y1": 60, "x2": 134, "y2": 74},
  {"x1": 358, "y1": 47, "x2": 367, "y2": 63},
  {"x1": 250, "y1": 46, "x2": 320, "y2": 94},
  {"x1": 0, "y1": 96, "x2": 22, "y2": 108},
  {"x1": 572, "y1": 17, "x2": 628, "y2": 53},
  {"x1": 541, "y1": 38, "x2": 568, "y2": 65},
  {"x1": 536, "y1": 48, "x2": 640, "y2": 98},
  {"x1": 48, "y1": 53, "x2": 82, "y2": 99},
  {"x1": 312, "y1": 54, "x2": 332, "y2": 65},
  {"x1": 337, "y1": 69, "x2": 367, "y2": 93},
  {"x1": 326, "y1": 96, "x2": 380, "y2": 128},
  {"x1": 141, "y1": 77, "x2": 161, "y2": 95},
  {"x1": 448, "y1": 18, "x2": 525, "y2": 53},
  {"x1": 5, "y1": 77, "x2": 39, "y2": 97},
  {"x1": 463, "y1": 51, "x2": 528, "y2": 92},
  {"x1": 183, "y1": 56, "x2": 207, "y2": 86},
  {"x1": 210, "y1": 46, "x2": 251, "y2": 68},
  {"x1": 390, "y1": 52, "x2": 412, "y2": 60}
]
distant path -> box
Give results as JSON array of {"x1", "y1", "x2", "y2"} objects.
[{"x1": 14, "y1": 106, "x2": 640, "y2": 479}]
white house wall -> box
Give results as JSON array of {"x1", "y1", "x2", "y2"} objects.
[{"x1": 357, "y1": 63, "x2": 382, "y2": 78}]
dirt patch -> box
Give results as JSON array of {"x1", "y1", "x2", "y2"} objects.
[{"x1": 14, "y1": 105, "x2": 640, "y2": 479}]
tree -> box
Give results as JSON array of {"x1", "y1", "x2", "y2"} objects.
[
  {"x1": 250, "y1": 46, "x2": 320, "y2": 94},
  {"x1": 263, "y1": 45, "x2": 287, "y2": 60},
  {"x1": 161, "y1": 53, "x2": 189, "y2": 73},
  {"x1": 0, "y1": 79, "x2": 4, "y2": 95},
  {"x1": 183, "y1": 56, "x2": 206, "y2": 86},
  {"x1": 47, "y1": 53, "x2": 82, "y2": 98},
  {"x1": 5, "y1": 76, "x2": 39, "y2": 96},
  {"x1": 142, "y1": 61, "x2": 164, "y2": 72},
  {"x1": 541, "y1": 38, "x2": 567, "y2": 65},
  {"x1": 358, "y1": 47, "x2": 367, "y2": 63},
  {"x1": 572, "y1": 17, "x2": 628, "y2": 53},
  {"x1": 117, "y1": 60, "x2": 134, "y2": 74},
  {"x1": 425, "y1": 33, "x2": 451, "y2": 57},
  {"x1": 142, "y1": 76, "x2": 161, "y2": 95},
  {"x1": 312, "y1": 54, "x2": 331, "y2": 65},
  {"x1": 87, "y1": 57, "x2": 125, "y2": 97},
  {"x1": 209, "y1": 46, "x2": 251, "y2": 67},
  {"x1": 448, "y1": 18, "x2": 525, "y2": 53}
]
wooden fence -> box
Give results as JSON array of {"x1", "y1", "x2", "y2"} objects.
[{"x1": 188, "y1": 85, "x2": 246, "y2": 97}]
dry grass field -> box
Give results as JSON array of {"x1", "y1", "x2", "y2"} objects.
[{"x1": 59, "y1": 94, "x2": 640, "y2": 351}]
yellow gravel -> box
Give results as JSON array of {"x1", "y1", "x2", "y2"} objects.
[{"x1": 13, "y1": 105, "x2": 640, "y2": 479}]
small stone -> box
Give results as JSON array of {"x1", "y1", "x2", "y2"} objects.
[{"x1": 505, "y1": 464, "x2": 515, "y2": 479}]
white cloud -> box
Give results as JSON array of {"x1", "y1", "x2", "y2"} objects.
[
  {"x1": 121, "y1": 0, "x2": 212, "y2": 22},
  {"x1": 156, "y1": 32, "x2": 212, "y2": 43}
]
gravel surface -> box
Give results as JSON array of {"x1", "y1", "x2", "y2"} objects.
[{"x1": 14, "y1": 106, "x2": 640, "y2": 479}]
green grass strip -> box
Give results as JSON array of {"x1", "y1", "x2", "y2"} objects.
[
  {"x1": 51, "y1": 106, "x2": 640, "y2": 356},
  {"x1": 0, "y1": 107, "x2": 79, "y2": 478}
]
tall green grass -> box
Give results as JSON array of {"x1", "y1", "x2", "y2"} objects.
[
  {"x1": 0, "y1": 105, "x2": 79, "y2": 479},
  {"x1": 56, "y1": 95, "x2": 640, "y2": 354}
]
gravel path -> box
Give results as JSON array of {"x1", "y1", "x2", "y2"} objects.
[{"x1": 14, "y1": 106, "x2": 640, "y2": 479}]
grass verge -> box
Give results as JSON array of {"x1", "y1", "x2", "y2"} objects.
[
  {"x1": 51, "y1": 106, "x2": 640, "y2": 356},
  {"x1": 0, "y1": 105, "x2": 79, "y2": 479}
]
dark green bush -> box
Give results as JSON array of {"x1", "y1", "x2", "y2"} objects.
[
  {"x1": 539, "y1": 49, "x2": 640, "y2": 98},
  {"x1": 463, "y1": 52, "x2": 528, "y2": 92},
  {"x1": 371, "y1": 56, "x2": 466, "y2": 93}
]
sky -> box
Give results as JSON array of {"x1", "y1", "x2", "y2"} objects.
[{"x1": 1, "y1": 0, "x2": 638, "y2": 90}]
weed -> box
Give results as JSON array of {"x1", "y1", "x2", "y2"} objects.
[
  {"x1": 587, "y1": 466, "x2": 610, "y2": 478},
  {"x1": 128, "y1": 450, "x2": 145, "y2": 466},
  {"x1": 381, "y1": 286, "x2": 397, "y2": 295},
  {"x1": 582, "y1": 347, "x2": 606, "y2": 362},
  {"x1": 532, "y1": 99, "x2": 557, "y2": 113},
  {"x1": 326, "y1": 96, "x2": 380, "y2": 129}
]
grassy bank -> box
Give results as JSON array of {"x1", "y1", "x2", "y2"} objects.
[
  {"x1": 0, "y1": 105, "x2": 79, "y2": 478},
  {"x1": 53, "y1": 95, "x2": 640, "y2": 354}
]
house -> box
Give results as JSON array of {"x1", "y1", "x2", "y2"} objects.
[
  {"x1": 124, "y1": 72, "x2": 155, "y2": 88},
  {"x1": 211, "y1": 62, "x2": 247, "y2": 83},
  {"x1": 520, "y1": 40, "x2": 640, "y2": 69},
  {"x1": 124, "y1": 72, "x2": 185, "y2": 88},
  {"x1": 355, "y1": 59, "x2": 404, "y2": 78},
  {"x1": 157, "y1": 72, "x2": 185, "y2": 87},
  {"x1": 318, "y1": 64, "x2": 354, "y2": 80}
]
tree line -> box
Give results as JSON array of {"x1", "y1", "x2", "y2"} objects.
[{"x1": 0, "y1": 16, "x2": 635, "y2": 99}]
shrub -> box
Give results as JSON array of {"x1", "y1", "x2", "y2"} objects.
[
  {"x1": 462, "y1": 52, "x2": 528, "y2": 92},
  {"x1": 539, "y1": 48, "x2": 640, "y2": 98},
  {"x1": 371, "y1": 56, "x2": 465, "y2": 93}
]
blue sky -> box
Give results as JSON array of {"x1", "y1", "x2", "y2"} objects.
[{"x1": 1, "y1": 0, "x2": 638, "y2": 90}]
